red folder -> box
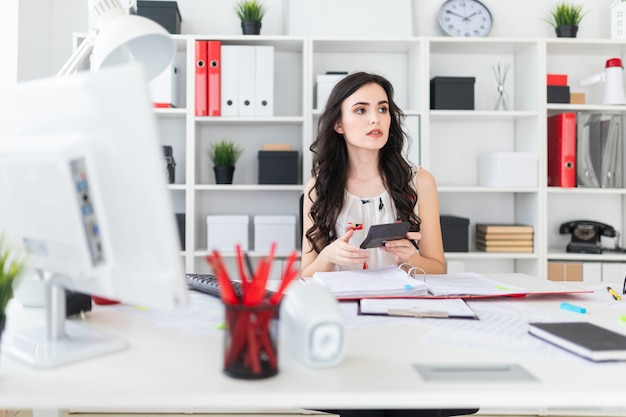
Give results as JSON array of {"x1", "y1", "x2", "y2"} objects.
[
  {"x1": 547, "y1": 112, "x2": 576, "y2": 187},
  {"x1": 207, "y1": 40, "x2": 221, "y2": 116},
  {"x1": 195, "y1": 40, "x2": 208, "y2": 116}
]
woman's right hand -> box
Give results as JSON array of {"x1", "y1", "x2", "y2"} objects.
[{"x1": 318, "y1": 228, "x2": 370, "y2": 267}]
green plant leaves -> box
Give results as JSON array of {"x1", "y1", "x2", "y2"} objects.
[
  {"x1": 0, "y1": 234, "x2": 26, "y2": 320},
  {"x1": 209, "y1": 139, "x2": 244, "y2": 167},
  {"x1": 546, "y1": 3, "x2": 587, "y2": 27},
  {"x1": 235, "y1": 0, "x2": 266, "y2": 22}
]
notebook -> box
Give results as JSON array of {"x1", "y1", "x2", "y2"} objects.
[{"x1": 528, "y1": 322, "x2": 626, "y2": 361}]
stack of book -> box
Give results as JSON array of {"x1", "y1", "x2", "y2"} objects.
[{"x1": 475, "y1": 224, "x2": 534, "y2": 253}]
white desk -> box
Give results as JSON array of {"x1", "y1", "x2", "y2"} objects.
[{"x1": 1, "y1": 273, "x2": 626, "y2": 413}]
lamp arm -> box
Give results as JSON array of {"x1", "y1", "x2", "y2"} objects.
[{"x1": 56, "y1": 31, "x2": 98, "y2": 78}]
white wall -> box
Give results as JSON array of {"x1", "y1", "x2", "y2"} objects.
[
  {"x1": 1, "y1": 0, "x2": 51, "y2": 84},
  {"x1": 0, "y1": 0, "x2": 19, "y2": 85},
  {"x1": 23, "y1": 0, "x2": 619, "y2": 79}
]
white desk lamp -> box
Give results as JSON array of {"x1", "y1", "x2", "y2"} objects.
[{"x1": 56, "y1": 0, "x2": 176, "y2": 79}]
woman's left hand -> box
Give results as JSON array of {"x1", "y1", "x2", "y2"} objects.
[{"x1": 382, "y1": 231, "x2": 421, "y2": 264}]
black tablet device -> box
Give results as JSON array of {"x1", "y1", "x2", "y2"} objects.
[{"x1": 359, "y1": 222, "x2": 411, "y2": 249}]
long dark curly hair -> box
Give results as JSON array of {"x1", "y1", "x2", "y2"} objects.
[{"x1": 306, "y1": 72, "x2": 420, "y2": 254}]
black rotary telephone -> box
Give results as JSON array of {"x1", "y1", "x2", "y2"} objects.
[{"x1": 559, "y1": 220, "x2": 623, "y2": 254}]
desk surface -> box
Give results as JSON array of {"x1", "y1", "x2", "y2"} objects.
[{"x1": 1, "y1": 273, "x2": 626, "y2": 411}]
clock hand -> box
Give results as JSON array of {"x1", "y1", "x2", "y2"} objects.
[
  {"x1": 463, "y1": 12, "x2": 479, "y2": 21},
  {"x1": 445, "y1": 10, "x2": 467, "y2": 19}
]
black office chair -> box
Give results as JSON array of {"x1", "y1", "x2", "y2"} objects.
[{"x1": 299, "y1": 192, "x2": 304, "y2": 244}]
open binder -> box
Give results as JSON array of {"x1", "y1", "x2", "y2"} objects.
[
  {"x1": 312, "y1": 265, "x2": 428, "y2": 299},
  {"x1": 313, "y1": 266, "x2": 592, "y2": 300}
]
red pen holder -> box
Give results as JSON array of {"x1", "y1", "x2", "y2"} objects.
[{"x1": 223, "y1": 301, "x2": 279, "y2": 379}]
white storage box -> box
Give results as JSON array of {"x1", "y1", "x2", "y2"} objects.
[
  {"x1": 316, "y1": 73, "x2": 347, "y2": 111},
  {"x1": 254, "y1": 215, "x2": 296, "y2": 253},
  {"x1": 206, "y1": 215, "x2": 249, "y2": 251},
  {"x1": 478, "y1": 152, "x2": 537, "y2": 187},
  {"x1": 149, "y1": 61, "x2": 179, "y2": 108}
]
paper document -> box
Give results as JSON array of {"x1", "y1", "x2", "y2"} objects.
[
  {"x1": 313, "y1": 265, "x2": 428, "y2": 299},
  {"x1": 359, "y1": 297, "x2": 477, "y2": 319},
  {"x1": 424, "y1": 272, "x2": 528, "y2": 296}
]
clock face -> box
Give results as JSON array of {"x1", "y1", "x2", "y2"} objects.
[{"x1": 438, "y1": 0, "x2": 493, "y2": 37}]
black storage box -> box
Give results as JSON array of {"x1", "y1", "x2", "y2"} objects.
[
  {"x1": 547, "y1": 85, "x2": 570, "y2": 103},
  {"x1": 175, "y1": 213, "x2": 185, "y2": 250},
  {"x1": 258, "y1": 151, "x2": 299, "y2": 184},
  {"x1": 137, "y1": 1, "x2": 182, "y2": 34},
  {"x1": 440, "y1": 215, "x2": 470, "y2": 252},
  {"x1": 430, "y1": 77, "x2": 475, "y2": 110}
]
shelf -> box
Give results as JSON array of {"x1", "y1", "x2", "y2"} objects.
[
  {"x1": 193, "y1": 250, "x2": 301, "y2": 258},
  {"x1": 429, "y1": 37, "x2": 539, "y2": 54},
  {"x1": 90, "y1": 33, "x2": 626, "y2": 277},
  {"x1": 429, "y1": 110, "x2": 537, "y2": 121},
  {"x1": 438, "y1": 186, "x2": 539, "y2": 193},
  {"x1": 446, "y1": 252, "x2": 538, "y2": 260},
  {"x1": 547, "y1": 104, "x2": 626, "y2": 113},
  {"x1": 167, "y1": 184, "x2": 186, "y2": 191},
  {"x1": 547, "y1": 250, "x2": 626, "y2": 262},
  {"x1": 194, "y1": 185, "x2": 303, "y2": 191},
  {"x1": 154, "y1": 108, "x2": 186, "y2": 117},
  {"x1": 196, "y1": 116, "x2": 304, "y2": 124},
  {"x1": 547, "y1": 187, "x2": 626, "y2": 195}
]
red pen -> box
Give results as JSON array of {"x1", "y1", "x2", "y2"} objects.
[
  {"x1": 270, "y1": 250, "x2": 298, "y2": 304},
  {"x1": 347, "y1": 223, "x2": 367, "y2": 269},
  {"x1": 205, "y1": 253, "x2": 238, "y2": 304}
]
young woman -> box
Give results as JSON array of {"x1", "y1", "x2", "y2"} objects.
[{"x1": 301, "y1": 72, "x2": 446, "y2": 277}]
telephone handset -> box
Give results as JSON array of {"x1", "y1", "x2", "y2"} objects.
[{"x1": 559, "y1": 220, "x2": 618, "y2": 254}]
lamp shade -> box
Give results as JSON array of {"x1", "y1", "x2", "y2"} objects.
[{"x1": 91, "y1": 14, "x2": 176, "y2": 81}]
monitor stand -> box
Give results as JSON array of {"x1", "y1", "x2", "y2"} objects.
[{"x1": 1, "y1": 274, "x2": 126, "y2": 368}]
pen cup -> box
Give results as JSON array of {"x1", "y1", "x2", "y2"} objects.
[{"x1": 223, "y1": 301, "x2": 279, "y2": 379}]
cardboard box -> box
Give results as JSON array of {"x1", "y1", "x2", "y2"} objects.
[
  {"x1": 258, "y1": 151, "x2": 299, "y2": 184},
  {"x1": 206, "y1": 215, "x2": 249, "y2": 251},
  {"x1": 570, "y1": 92, "x2": 586, "y2": 104},
  {"x1": 430, "y1": 77, "x2": 475, "y2": 110},
  {"x1": 254, "y1": 215, "x2": 296, "y2": 253},
  {"x1": 440, "y1": 215, "x2": 469, "y2": 252},
  {"x1": 137, "y1": 1, "x2": 182, "y2": 34},
  {"x1": 548, "y1": 262, "x2": 583, "y2": 281},
  {"x1": 316, "y1": 73, "x2": 347, "y2": 110},
  {"x1": 478, "y1": 152, "x2": 538, "y2": 187}
]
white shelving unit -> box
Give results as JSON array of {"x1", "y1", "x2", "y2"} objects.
[
  {"x1": 545, "y1": 39, "x2": 626, "y2": 278},
  {"x1": 78, "y1": 33, "x2": 626, "y2": 278}
]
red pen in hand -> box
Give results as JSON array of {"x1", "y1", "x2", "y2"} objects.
[{"x1": 347, "y1": 222, "x2": 367, "y2": 269}]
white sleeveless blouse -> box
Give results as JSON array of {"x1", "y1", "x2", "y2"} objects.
[{"x1": 334, "y1": 167, "x2": 420, "y2": 271}]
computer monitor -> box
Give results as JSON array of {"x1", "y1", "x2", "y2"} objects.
[{"x1": 0, "y1": 64, "x2": 188, "y2": 368}]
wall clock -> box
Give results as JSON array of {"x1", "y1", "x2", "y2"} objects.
[{"x1": 437, "y1": 0, "x2": 493, "y2": 37}]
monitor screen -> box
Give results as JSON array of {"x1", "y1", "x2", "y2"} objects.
[{"x1": 0, "y1": 64, "x2": 188, "y2": 368}]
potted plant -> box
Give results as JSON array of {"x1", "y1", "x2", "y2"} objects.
[
  {"x1": 235, "y1": 0, "x2": 266, "y2": 35},
  {"x1": 0, "y1": 234, "x2": 26, "y2": 340},
  {"x1": 545, "y1": 2, "x2": 587, "y2": 38},
  {"x1": 209, "y1": 139, "x2": 244, "y2": 184}
]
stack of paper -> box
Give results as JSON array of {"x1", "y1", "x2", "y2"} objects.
[
  {"x1": 423, "y1": 272, "x2": 528, "y2": 296},
  {"x1": 313, "y1": 266, "x2": 428, "y2": 299}
]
